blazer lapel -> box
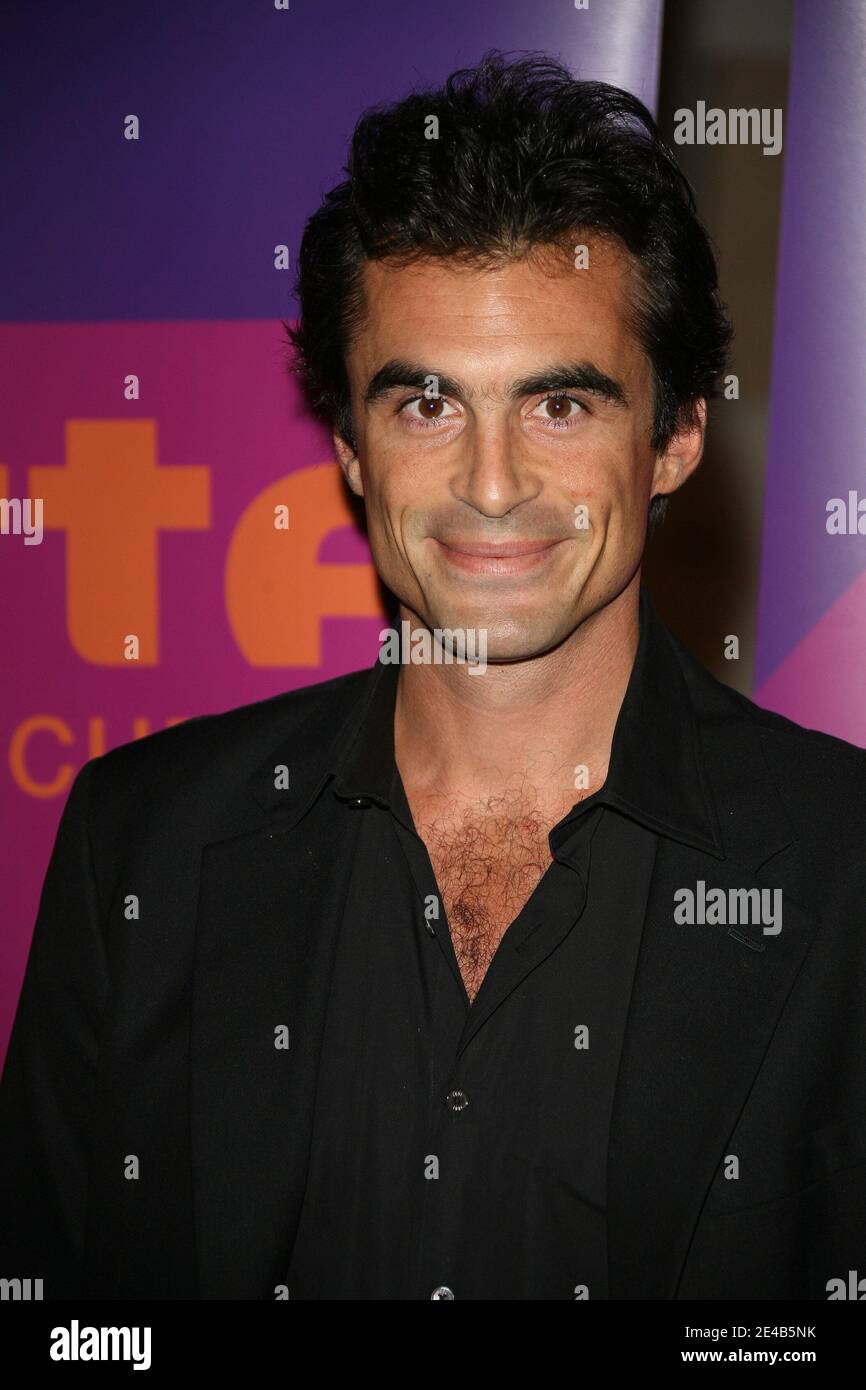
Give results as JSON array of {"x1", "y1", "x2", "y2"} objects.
[
  {"x1": 190, "y1": 671, "x2": 378, "y2": 1299},
  {"x1": 606, "y1": 700, "x2": 824, "y2": 1298},
  {"x1": 190, "y1": 807, "x2": 363, "y2": 1298}
]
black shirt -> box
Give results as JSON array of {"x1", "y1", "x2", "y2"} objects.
[{"x1": 285, "y1": 586, "x2": 706, "y2": 1300}]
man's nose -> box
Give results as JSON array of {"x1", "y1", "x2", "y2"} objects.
[{"x1": 451, "y1": 418, "x2": 540, "y2": 518}]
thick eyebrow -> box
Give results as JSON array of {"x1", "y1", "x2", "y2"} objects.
[{"x1": 363, "y1": 358, "x2": 629, "y2": 409}]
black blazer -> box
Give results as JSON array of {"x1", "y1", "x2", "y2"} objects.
[{"x1": 2, "y1": 605, "x2": 866, "y2": 1300}]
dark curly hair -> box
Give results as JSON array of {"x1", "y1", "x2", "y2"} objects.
[{"x1": 284, "y1": 50, "x2": 732, "y2": 527}]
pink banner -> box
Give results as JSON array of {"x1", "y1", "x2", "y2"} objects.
[{"x1": 0, "y1": 320, "x2": 387, "y2": 1061}]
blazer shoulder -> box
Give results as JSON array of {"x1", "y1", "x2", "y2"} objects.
[
  {"x1": 84, "y1": 666, "x2": 373, "y2": 804},
  {"x1": 749, "y1": 696, "x2": 866, "y2": 828},
  {"x1": 674, "y1": 636, "x2": 866, "y2": 828},
  {"x1": 715, "y1": 673, "x2": 866, "y2": 778}
]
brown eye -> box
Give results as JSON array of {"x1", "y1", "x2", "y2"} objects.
[
  {"x1": 544, "y1": 395, "x2": 572, "y2": 419},
  {"x1": 401, "y1": 394, "x2": 458, "y2": 428}
]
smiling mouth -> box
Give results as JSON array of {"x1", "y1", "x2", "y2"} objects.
[{"x1": 434, "y1": 537, "x2": 563, "y2": 575}]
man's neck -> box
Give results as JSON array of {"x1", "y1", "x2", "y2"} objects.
[{"x1": 392, "y1": 574, "x2": 642, "y2": 814}]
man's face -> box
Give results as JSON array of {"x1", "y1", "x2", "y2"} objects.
[{"x1": 334, "y1": 237, "x2": 704, "y2": 661}]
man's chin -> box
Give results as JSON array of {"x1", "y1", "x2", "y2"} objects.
[{"x1": 424, "y1": 620, "x2": 570, "y2": 667}]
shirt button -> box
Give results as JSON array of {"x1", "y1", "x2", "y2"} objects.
[
  {"x1": 348, "y1": 797, "x2": 371, "y2": 808},
  {"x1": 430, "y1": 1285, "x2": 455, "y2": 1299},
  {"x1": 446, "y1": 1089, "x2": 469, "y2": 1112}
]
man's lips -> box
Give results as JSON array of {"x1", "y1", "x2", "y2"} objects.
[{"x1": 433, "y1": 537, "x2": 564, "y2": 575}]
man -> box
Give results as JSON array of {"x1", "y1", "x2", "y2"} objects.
[{"x1": 2, "y1": 52, "x2": 866, "y2": 1302}]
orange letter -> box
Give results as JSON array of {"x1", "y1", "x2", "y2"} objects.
[
  {"x1": 225, "y1": 465, "x2": 382, "y2": 666},
  {"x1": 31, "y1": 420, "x2": 210, "y2": 665},
  {"x1": 9, "y1": 715, "x2": 75, "y2": 798}
]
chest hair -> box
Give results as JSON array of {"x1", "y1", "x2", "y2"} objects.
[{"x1": 413, "y1": 793, "x2": 556, "y2": 1002}]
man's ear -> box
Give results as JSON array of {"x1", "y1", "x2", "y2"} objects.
[
  {"x1": 333, "y1": 429, "x2": 364, "y2": 497},
  {"x1": 650, "y1": 398, "x2": 707, "y2": 500}
]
